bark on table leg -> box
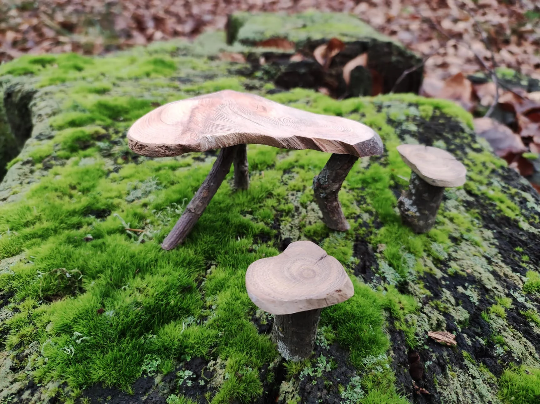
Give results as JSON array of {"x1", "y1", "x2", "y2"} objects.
[
  {"x1": 233, "y1": 144, "x2": 249, "y2": 190},
  {"x1": 161, "y1": 145, "x2": 239, "y2": 250},
  {"x1": 313, "y1": 153, "x2": 359, "y2": 231},
  {"x1": 397, "y1": 172, "x2": 445, "y2": 233},
  {"x1": 271, "y1": 308, "x2": 322, "y2": 361}
]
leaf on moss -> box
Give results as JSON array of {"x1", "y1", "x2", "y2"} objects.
[
  {"x1": 428, "y1": 331, "x2": 457, "y2": 346},
  {"x1": 313, "y1": 38, "x2": 345, "y2": 70}
]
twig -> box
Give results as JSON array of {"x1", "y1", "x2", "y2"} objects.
[
  {"x1": 390, "y1": 42, "x2": 449, "y2": 94},
  {"x1": 462, "y1": 8, "x2": 499, "y2": 117},
  {"x1": 497, "y1": 81, "x2": 527, "y2": 100},
  {"x1": 125, "y1": 228, "x2": 145, "y2": 233},
  {"x1": 421, "y1": 13, "x2": 527, "y2": 106}
]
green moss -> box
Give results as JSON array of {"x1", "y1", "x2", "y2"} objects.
[
  {"x1": 321, "y1": 233, "x2": 354, "y2": 266},
  {"x1": 73, "y1": 82, "x2": 112, "y2": 94},
  {"x1": 89, "y1": 97, "x2": 154, "y2": 121},
  {"x1": 183, "y1": 78, "x2": 245, "y2": 94},
  {"x1": 419, "y1": 104, "x2": 434, "y2": 120},
  {"x1": 0, "y1": 51, "x2": 184, "y2": 88},
  {"x1": 359, "y1": 388, "x2": 410, "y2": 404},
  {"x1": 378, "y1": 93, "x2": 474, "y2": 129},
  {"x1": 28, "y1": 144, "x2": 54, "y2": 163},
  {"x1": 51, "y1": 112, "x2": 98, "y2": 130},
  {"x1": 496, "y1": 67, "x2": 519, "y2": 80},
  {"x1": 0, "y1": 54, "x2": 87, "y2": 77},
  {"x1": 6, "y1": 156, "x2": 22, "y2": 169},
  {"x1": 232, "y1": 11, "x2": 388, "y2": 44},
  {"x1": 499, "y1": 366, "x2": 540, "y2": 404},
  {"x1": 304, "y1": 223, "x2": 330, "y2": 240},
  {"x1": 492, "y1": 334, "x2": 506, "y2": 346},
  {"x1": 130, "y1": 57, "x2": 178, "y2": 77},
  {"x1": 462, "y1": 351, "x2": 475, "y2": 363},
  {"x1": 490, "y1": 304, "x2": 506, "y2": 319},
  {"x1": 481, "y1": 311, "x2": 490, "y2": 322},
  {"x1": 523, "y1": 271, "x2": 540, "y2": 294},
  {"x1": 521, "y1": 310, "x2": 540, "y2": 327},
  {"x1": 496, "y1": 297, "x2": 512, "y2": 309},
  {"x1": 248, "y1": 145, "x2": 280, "y2": 170},
  {"x1": 55, "y1": 126, "x2": 106, "y2": 153},
  {"x1": 166, "y1": 395, "x2": 197, "y2": 404}
]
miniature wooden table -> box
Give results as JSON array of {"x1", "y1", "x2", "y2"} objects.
[{"x1": 127, "y1": 90, "x2": 383, "y2": 250}]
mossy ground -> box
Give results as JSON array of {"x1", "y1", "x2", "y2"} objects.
[
  {"x1": 228, "y1": 11, "x2": 390, "y2": 45},
  {"x1": 0, "y1": 26, "x2": 540, "y2": 404}
]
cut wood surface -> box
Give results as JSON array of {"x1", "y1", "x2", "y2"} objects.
[
  {"x1": 245, "y1": 241, "x2": 354, "y2": 315},
  {"x1": 127, "y1": 90, "x2": 383, "y2": 158},
  {"x1": 397, "y1": 144, "x2": 467, "y2": 188}
]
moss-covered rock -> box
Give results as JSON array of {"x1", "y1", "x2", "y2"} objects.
[
  {"x1": 0, "y1": 15, "x2": 539, "y2": 404},
  {"x1": 227, "y1": 11, "x2": 389, "y2": 45},
  {"x1": 226, "y1": 11, "x2": 423, "y2": 96}
]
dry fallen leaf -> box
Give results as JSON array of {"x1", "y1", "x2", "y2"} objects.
[
  {"x1": 219, "y1": 52, "x2": 246, "y2": 63},
  {"x1": 473, "y1": 82, "x2": 498, "y2": 107},
  {"x1": 474, "y1": 117, "x2": 527, "y2": 157},
  {"x1": 289, "y1": 53, "x2": 304, "y2": 62},
  {"x1": 428, "y1": 331, "x2": 457, "y2": 346},
  {"x1": 508, "y1": 154, "x2": 535, "y2": 177},
  {"x1": 421, "y1": 73, "x2": 476, "y2": 112},
  {"x1": 370, "y1": 69, "x2": 384, "y2": 96},
  {"x1": 317, "y1": 87, "x2": 331, "y2": 96},
  {"x1": 529, "y1": 92, "x2": 540, "y2": 103},
  {"x1": 313, "y1": 37, "x2": 345, "y2": 70},
  {"x1": 413, "y1": 383, "x2": 431, "y2": 395},
  {"x1": 343, "y1": 53, "x2": 368, "y2": 86},
  {"x1": 255, "y1": 37, "x2": 295, "y2": 51},
  {"x1": 498, "y1": 91, "x2": 540, "y2": 116},
  {"x1": 518, "y1": 115, "x2": 540, "y2": 139}
]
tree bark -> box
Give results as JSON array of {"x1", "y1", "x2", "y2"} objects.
[
  {"x1": 161, "y1": 146, "x2": 238, "y2": 250},
  {"x1": 271, "y1": 308, "x2": 321, "y2": 361},
  {"x1": 233, "y1": 144, "x2": 249, "y2": 190},
  {"x1": 397, "y1": 172, "x2": 445, "y2": 233},
  {"x1": 313, "y1": 153, "x2": 358, "y2": 231}
]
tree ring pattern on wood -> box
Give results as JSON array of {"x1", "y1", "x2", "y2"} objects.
[
  {"x1": 245, "y1": 240, "x2": 354, "y2": 315},
  {"x1": 397, "y1": 144, "x2": 467, "y2": 188},
  {"x1": 128, "y1": 90, "x2": 383, "y2": 158}
]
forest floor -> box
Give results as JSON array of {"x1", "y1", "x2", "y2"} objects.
[{"x1": 1, "y1": 0, "x2": 539, "y2": 81}]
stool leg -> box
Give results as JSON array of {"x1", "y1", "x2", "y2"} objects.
[
  {"x1": 234, "y1": 144, "x2": 249, "y2": 190},
  {"x1": 313, "y1": 154, "x2": 358, "y2": 231},
  {"x1": 161, "y1": 145, "x2": 239, "y2": 250}
]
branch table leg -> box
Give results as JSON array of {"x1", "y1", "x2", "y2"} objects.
[
  {"x1": 313, "y1": 154, "x2": 359, "y2": 231},
  {"x1": 161, "y1": 145, "x2": 239, "y2": 250},
  {"x1": 234, "y1": 144, "x2": 249, "y2": 190}
]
